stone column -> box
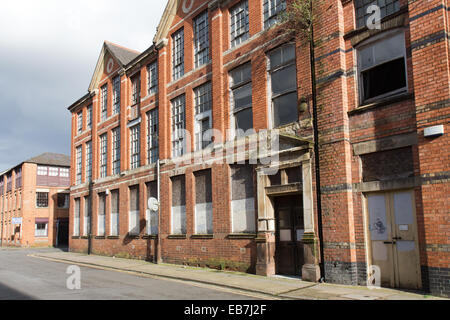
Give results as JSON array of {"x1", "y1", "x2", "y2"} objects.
[{"x1": 301, "y1": 159, "x2": 321, "y2": 282}]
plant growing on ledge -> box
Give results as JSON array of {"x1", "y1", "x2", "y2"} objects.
[{"x1": 279, "y1": 0, "x2": 317, "y2": 43}]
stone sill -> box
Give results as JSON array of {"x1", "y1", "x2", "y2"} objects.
[
  {"x1": 71, "y1": 236, "x2": 80, "y2": 240},
  {"x1": 106, "y1": 236, "x2": 120, "y2": 240},
  {"x1": 167, "y1": 234, "x2": 187, "y2": 239},
  {"x1": 227, "y1": 234, "x2": 257, "y2": 240},
  {"x1": 191, "y1": 234, "x2": 214, "y2": 239},
  {"x1": 142, "y1": 235, "x2": 158, "y2": 240},
  {"x1": 125, "y1": 235, "x2": 140, "y2": 240},
  {"x1": 80, "y1": 236, "x2": 89, "y2": 240},
  {"x1": 348, "y1": 93, "x2": 413, "y2": 116},
  {"x1": 94, "y1": 236, "x2": 106, "y2": 240}
]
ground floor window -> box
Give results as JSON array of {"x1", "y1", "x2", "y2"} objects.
[
  {"x1": 35, "y1": 219, "x2": 49, "y2": 237},
  {"x1": 230, "y1": 164, "x2": 256, "y2": 233}
]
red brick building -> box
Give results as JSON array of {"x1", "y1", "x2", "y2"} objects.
[
  {"x1": 0, "y1": 153, "x2": 70, "y2": 247},
  {"x1": 67, "y1": 0, "x2": 449, "y2": 297}
]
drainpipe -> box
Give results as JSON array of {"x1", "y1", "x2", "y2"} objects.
[
  {"x1": 87, "y1": 181, "x2": 93, "y2": 255},
  {"x1": 156, "y1": 159, "x2": 162, "y2": 264},
  {"x1": 309, "y1": 0, "x2": 326, "y2": 282}
]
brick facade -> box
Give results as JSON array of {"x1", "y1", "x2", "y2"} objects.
[{"x1": 67, "y1": 0, "x2": 449, "y2": 297}]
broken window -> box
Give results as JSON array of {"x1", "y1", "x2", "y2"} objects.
[
  {"x1": 130, "y1": 124, "x2": 140, "y2": 169},
  {"x1": 98, "y1": 193, "x2": 106, "y2": 236},
  {"x1": 268, "y1": 44, "x2": 298, "y2": 127},
  {"x1": 358, "y1": 31, "x2": 407, "y2": 103},
  {"x1": 171, "y1": 175, "x2": 186, "y2": 235},
  {"x1": 230, "y1": 63, "x2": 253, "y2": 135},
  {"x1": 129, "y1": 185, "x2": 140, "y2": 235},
  {"x1": 146, "y1": 181, "x2": 158, "y2": 235},
  {"x1": 171, "y1": 95, "x2": 186, "y2": 157},
  {"x1": 99, "y1": 134, "x2": 108, "y2": 178},
  {"x1": 263, "y1": 0, "x2": 286, "y2": 29},
  {"x1": 86, "y1": 105, "x2": 92, "y2": 129},
  {"x1": 101, "y1": 84, "x2": 108, "y2": 121},
  {"x1": 195, "y1": 170, "x2": 213, "y2": 234},
  {"x1": 131, "y1": 74, "x2": 141, "y2": 105},
  {"x1": 355, "y1": 0, "x2": 400, "y2": 29},
  {"x1": 230, "y1": 165, "x2": 256, "y2": 233},
  {"x1": 147, "y1": 61, "x2": 158, "y2": 95},
  {"x1": 110, "y1": 190, "x2": 119, "y2": 236},
  {"x1": 147, "y1": 108, "x2": 159, "y2": 164},
  {"x1": 77, "y1": 111, "x2": 83, "y2": 134},
  {"x1": 85, "y1": 141, "x2": 92, "y2": 181},
  {"x1": 172, "y1": 28, "x2": 185, "y2": 80},
  {"x1": 112, "y1": 76, "x2": 121, "y2": 115},
  {"x1": 75, "y1": 146, "x2": 82, "y2": 184},
  {"x1": 230, "y1": 0, "x2": 249, "y2": 47},
  {"x1": 74, "y1": 198, "x2": 80, "y2": 236},
  {"x1": 194, "y1": 82, "x2": 212, "y2": 150},
  {"x1": 194, "y1": 11, "x2": 209, "y2": 68},
  {"x1": 112, "y1": 128, "x2": 120, "y2": 175}
]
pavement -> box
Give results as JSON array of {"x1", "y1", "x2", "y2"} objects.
[{"x1": 27, "y1": 248, "x2": 447, "y2": 300}]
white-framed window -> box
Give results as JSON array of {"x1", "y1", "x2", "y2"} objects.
[
  {"x1": 77, "y1": 111, "x2": 83, "y2": 134},
  {"x1": 147, "y1": 62, "x2": 158, "y2": 95},
  {"x1": 194, "y1": 170, "x2": 213, "y2": 235},
  {"x1": 131, "y1": 74, "x2": 141, "y2": 105},
  {"x1": 171, "y1": 175, "x2": 186, "y2": 235},
  {"x1": 74, "y1": 198, "x2": 80, "y2": 236},
  {"x1": 85, "y1": 141, "x2": 92, "y2": 181},
  {"x1": 110, "y1": 189, "x2": 120, "y2": 236},
  {"x1": 83, "y1": 196, "x2": 91, "y2": 236},
  {"x1": 147, "y1": 109, "x2": 159, "y2": 164},
  {"x1": 268, "y1": 44, "x2": 298, "y2": 128},
  {"x1": 130, "y1": 124, "x2": 140, "y2": 169},
  {"x1": 99, "y1": 134, "x2": 107, "y2": 178},
  {"x1": 230, "y1": 0, "x2": 249, "y2": 48},
  {"x1": 171, "y1": 95, "x2": 186, "y2": 158},
  {"x1": 35, "y1": 220, "x2": 48, "y2": 237},
  {"x1": 129, "y1": 185, "x2": 140, "y2": 235},
  {"x1": 357, "y1": 30, "x2": 407, "y2": 104},
  {"x1": 230, "y1": 164, "x2": 256, "y2": 233},
  {"x1": 194, "y1": 82, "x2": 213, "y2": 150},
  {"x1": 101, "y1": 84, "x2": 108, "y2": 122},
  {"x1": 113, "y1": 76, "x2": 121, "y2": 115},
  {"x1": 60, "y1": 168, "x2": 70, "y2": 178},
  {"x1": 36, "y1": 192, "x2": 49, "y2": 208},
  {"x1": 86, "y1": 105, "x2": 92, "y2": 129},
  {"x1": 172, "y1": 28, "x2": 185, "y2": 80},
  {"x1": 97, "y1": 193, "x2": 106, "y2": 236},
  {"x1": 194, "y1": 11, "x2": 209, "y2": 68},
  {"x1": 230, "y1": 63, "x2": 253, "y2": 135},
  {"x1": 263, "y1": 0, "x2": 286, "y2": 29},
  {"x1": 355, "y1": 0, "x2": 400, "y2": 29},
  {"x1": 112, "y1": 127, "x2": 121, "y2": 175},
  {"x1": 49, "y1": 167, "x2": 59, "y2": 177},
  {"x1": 37, "y1": 166, "x2": 48, "y2": 176},
  {"x1": 76, "y1": 146, "x2": 82, "y2": 184}
]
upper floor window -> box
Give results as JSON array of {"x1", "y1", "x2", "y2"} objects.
[
  {"x1": 147, "y1": 109, "x2": 159, "y2": 164},
  {"x1": 171, "y1": 95, "x2": 186, "y2": 158},
  {"x1": 60, "y1": 168, "x2": 69, "y2": 178},
  {"x1": 57, "y1": 193, "x2": 69, "y2": 209},
  {"x1": 263, "y1": 0, "x2": 286, "y2": 29},
  {"x1": 75, "y1": 146, "x2": 82, "y2": 185},
  {"x1": 230, "y1": 0, "x2": 249, "y2": 48},
  {"x1": 172, "y1": 28, "x2": 185, "y2": 80},
  {"x1": 147, "y1": 62, "x2": 158, "y2": 95},
  {"x1": 357, "y1": 31, "x2": 407, "y2": 104},
  {"x1": 112, "y1": 76, "x2": 121, "y2": 115},
  {"x1": 131, "y1": 75, "x2": 141, "y2": 105},
  {"x1": 355, "y1": 0, "x2": 400, "y2": 29},
  {"x1": 194, "y1": 11, "x2": 209, "y2": 68},
  {"x1": 101, "y1": 84, "x2": 108, "y2": 122},
  {"x1": 77, "y1": 111, "x2": 83, "y2": 134},
  {"x1": 37, "y1": 166, "x2": 48, "y2": 176},
  {"x1": 268, "y1": 44, "x2": 298, "y2": 127},
  {"x1": 230, "y1": 63, "x2": 253, "y2": 135},
  {"x1": 36, "y1": 192, "x2": 48, "y2": 208},
  {"x1": 86, "y1": 105, "x2": 92, "y2": 129},
  {"x1": 112, "y1": 127, "x2": 121, "y2": 175},
  {"x1": 99, "y1": 134, "x2": 107, "y2": 178},
  {"x1": 194, "y1": 82, "x2": 213, "y2": 150},
  {"x1": 49, "y1": 167, "x2": 59, "y2": 177},
  {"x1": 85, "y1": 141, "x2": 92, "y2": 181},
  {"x1": 130, "y1": 125, "x2": 140, "y2": 169}
]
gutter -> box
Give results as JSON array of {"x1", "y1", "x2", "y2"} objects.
[{"x1": 309, "y1": 0, "x2": 326, "y2": 282}]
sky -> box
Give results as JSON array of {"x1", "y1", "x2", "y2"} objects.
[{"x1": 0, "y1": 0, "x2": 167, "y2": 172}]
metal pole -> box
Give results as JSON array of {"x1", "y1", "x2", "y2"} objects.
[
  {"x1": 156, "y1": 159, "x2": 162, "y2": 264},
  {"x1": 87, "y1": 181, "x2": 93, "y2": 255}
]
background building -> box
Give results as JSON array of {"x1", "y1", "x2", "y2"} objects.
[
  {"x1": 0, "y1": 153, "x2": 70, "y2": 247},
  {"x1": 67, "y1": 0, "x2": 449, "y2": 297}
]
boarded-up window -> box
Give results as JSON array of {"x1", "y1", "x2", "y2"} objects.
[
  {"x1": 171, "y1": 175, "x2": 186, "y2": 234},
  {"x1": 146, "y1": 181, "x2": 158, "y2": 235},
  {"x1": 361, "y1": 147, "x2": 414, "y2": 182},
  {"x1": 129, "y1": 186, "x2": 140, "y2": 235},
  {"x1": 98, "y1": 193, "x2": 106, "y2": 236},
  {"x1": 84, "y1": 196, "x2": 91, "y2": 236},
  {"x1": 74, "y1": 198, "x2": 80, "y2": 236},
  {"x1": 195, "y1": 170, "x2": 213, "y2": 234},
  {"x1": 110, "y1": 190, "x2": 119, "y2": 236},
  {"x1": 231, "y1": 165, "x2": 256, "y2": 233}
]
